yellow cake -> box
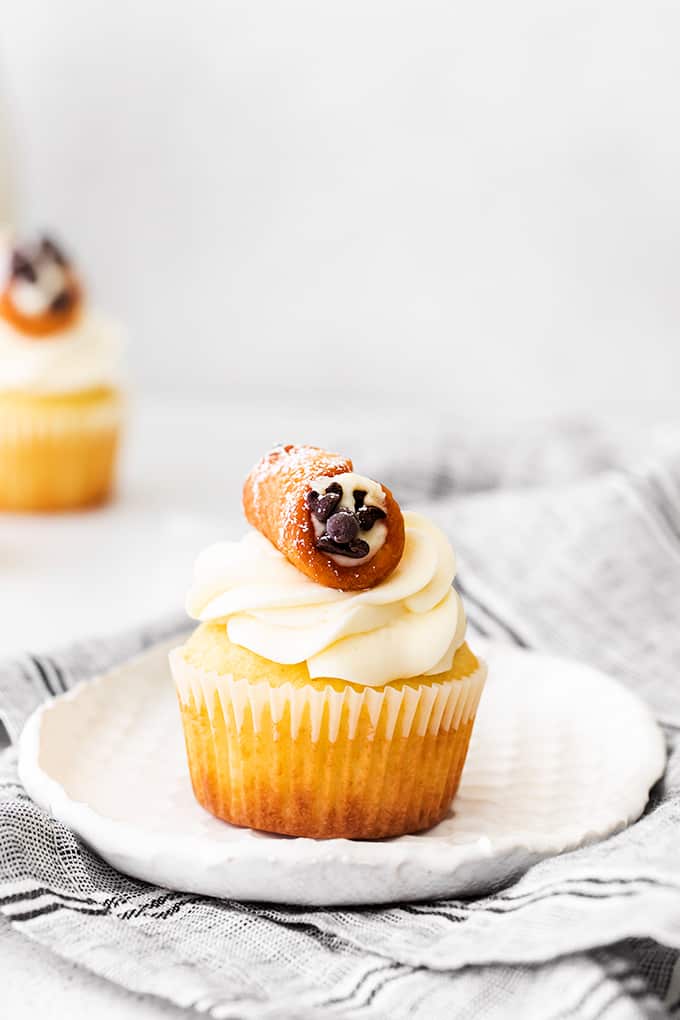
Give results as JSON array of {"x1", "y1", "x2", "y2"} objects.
[
  {"x1": 174, "y1": 624, "x2": 484, "y2": 838},
  {"x1": 0, "y1": 234, "x2": 123, "y2": 511},
  {"x1": 170, "y1": 445, "x2": 487, "y2": 839},
  {"x1": 0, "y1": 387, "x2": 121, "y2": 510}
]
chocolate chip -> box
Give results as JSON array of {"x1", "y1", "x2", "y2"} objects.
[
  {"x1": 307, "y1": 489, "x2": 342, "y2": 523},
  {"x1": 356, "y1": 505, "x2": 387, "y2": 531},
  {"x1": 353, "y1": 489, "x2": 367, "y2": 510},
  {"x1": 41, "y1": 236, "x2": 68, "y2": 267},
  {"x1": 314, "y1": 492, "x2": 341, "y2": 522},
  {"x1": 315, "y1": 536, "x2": 341, "y2": 554},
  {"x1": 316, "y1": 535, "x2": 369, "y2": 559},
  {"x1": 50, "y1": 291, "x2": 72, "y2": 312},
  {"x1": 11, "y1": 251, "x2": 36, "y2": 282},
  {"x1": 326, "y1": 510, "x2": 358, "y2": 544},
  {"x1": 325, "y1": 482, "x2": 343, "y2": 496}
]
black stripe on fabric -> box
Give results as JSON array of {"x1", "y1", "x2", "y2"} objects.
[
  {"x1": 322, "y1": 962, "x2": 401, "y2": 1009},
  {"x1": 19, "y1": 664, "x2": 39, "y2": 700},
  {"x1": 455, "y1": 579, "x2": 529, "y2": 648},
  {"x1": 428, "y1": 888, "x2": 640, "y2": 918},
  {"x1": 101, "y1": 890, "x2": 188, "y2": 917},
  {"x1": 403, "y1": 903, "x2": 466, "y2": 923},
  {"x1": 234, "y1": 903, "x2": 342, "y2": 951},
  {"x1": 10, "y1": 901, "x2": 109, "y2": 923},
  {"x1": 430, "y1": 466, "x2": 455, "y2": 501},
  {"x1": 404, "y1": 890, "x2": 635, "y2": 925},
  {"x1": 493, "y1": 874, "x2": 676, "y2": 903},
  {"x1": 150, "y1": 895, "x2": 214, "y2": 922},
  {"x1": 29, "y1": 657, "x2": 57, "y2": 697},
  {"x1": 405, "y1": 874, "x2": 680, "y2": 922},
  {"x1": 262, "y1": 917, "x2": 338, "y2": 949},
  {"x1": 0, "y1": 886, "x2": 99, "y2": 908},
  {"x1": 359, "y1": 965, "x2": 423, "y2": 1011},
  {"x1": 636, "y1": 473, "x2": 680, "y2": 548},
  {"x1": 45, "y1": 656, "x2": 68, "y2": 693},
  {"x1": 463, "y1": 612, "x2": 491, "y2": 638},
  {"x1": 115, "y1": 891, "x2": 184, "y2": 920},
  {"x1": 0, "y1": 885, "x2": 179, "y2": 916},
  {"x1": 0, "y1": 884, "x2": 239, "y2": 935}
]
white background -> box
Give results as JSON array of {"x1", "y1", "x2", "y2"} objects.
[
  {"x1": 1, "y1": 0, "x2": 680, "y2": 651},
  {"x1": 1, "y1": 1, "x2": 679, "y2": 419},
  {"x1": 1, "y1": 8, "x2": 678, "y2": 1011}
]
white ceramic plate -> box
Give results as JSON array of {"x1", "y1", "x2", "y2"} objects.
[{"x1": 18, "y1": 639, "x2": 665, "y2": 906}]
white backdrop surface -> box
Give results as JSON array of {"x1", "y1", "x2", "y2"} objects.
[{"x1": 0, "y1": 1, "x2": 678, "y2": 419}]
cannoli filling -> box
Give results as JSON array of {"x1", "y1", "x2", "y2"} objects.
[{"x1": 307, "y1": 472, "x2": 388, "y2": 567}]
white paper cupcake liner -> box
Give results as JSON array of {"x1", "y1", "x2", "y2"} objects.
[
  {"x1": 169, "y1": 647, "x2": 487, "y2": 743},
  {"x1": 0, "y1": 391, "x2": 122, "y2": 442}
]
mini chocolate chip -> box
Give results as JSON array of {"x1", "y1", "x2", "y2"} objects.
[
  {"x1": 50, "y1": 291, "x2": 72, "y2": 312},
  {"x1": 325, "y1": 481, "x2": 343, "y2": 496},
  {"x1": 41, "y1": 236, "x2": 68, "y2": 267},
  {"x1": 326, "y1": 510, "x2": 359, "y2": 544},
  {"x1": 11, "y1": 251, "x2": 36, "y2": 282},
  {"x1": 356, "y1": 505, "x2": 387, "y2": 531},
  {"x1": 353, "y1": 489, "x2": 367, "y2": 510},
  {"x1": 307, "y1": 489, "x2": 342, "y2": 523},
  {"x1": 315, "y1": 536, "x2": 341, "y2": 554},
  {"x1": 314, "y1": 491, "x2": 341, "y2": 522},
  {"x1": 316, "y1": 535, "x2": 369, "y2": 558}
]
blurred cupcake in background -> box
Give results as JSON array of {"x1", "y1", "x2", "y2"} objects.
[{"x1": 0, "y1": 232, "x2": 123, "y2": 510}]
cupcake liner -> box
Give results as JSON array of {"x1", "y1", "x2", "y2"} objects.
[
  {"x1": 0, "y1": 389, "x2": 122, "y2": 510},
  {"x1": 170, "y1": 647, "x2": 486, "y2": 839},
  {"x1": 0, "y1": 392, "x2": 121, "y2": 441}
]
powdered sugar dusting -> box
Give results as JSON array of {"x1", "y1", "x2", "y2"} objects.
[{"x1": 246, "y1": 444, "x2": 350, "y2": 535}]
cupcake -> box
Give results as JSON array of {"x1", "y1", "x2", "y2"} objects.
[
  {"x1": 170, "y1": 444, "x2": 486, "y2": 839},
  {"x1": 0, "y1": 233, "x2": 123, "y2": 511}
]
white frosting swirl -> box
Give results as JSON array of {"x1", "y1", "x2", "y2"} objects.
[
  {"x1": 187, "y1": 511, "x2": 467, "y2": 687},
  {"x1": 0, "y1": 309, "x2": 123, "y2": 393}
]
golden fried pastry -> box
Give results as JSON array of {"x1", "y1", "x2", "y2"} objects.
[{"x1": 243, "y1": 443, "x2": 405, "y2": 590}]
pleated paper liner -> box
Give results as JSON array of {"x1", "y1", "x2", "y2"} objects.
[
  {"x1": 0, "y1": 387, "x2": 122, "y2": 510},
  {"x1": 170, "y1": 647, "x2": 487, "y2": 839}
]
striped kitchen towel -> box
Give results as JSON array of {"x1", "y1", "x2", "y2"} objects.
[{"x1": 1, "y1": 421, "x2": 680, "y2": 1019}]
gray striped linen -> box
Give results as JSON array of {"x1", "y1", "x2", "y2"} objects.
[{"x1": 1, "y1": 421, "x2": 680, "y2": 1019}]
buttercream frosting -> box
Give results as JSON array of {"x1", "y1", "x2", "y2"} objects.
[
  {"x1": 186, "y1": 511, "x2": 467, "y2": 687},
  {"x1": 0, "y1": 311, "x2": 123, "y2": 393}
]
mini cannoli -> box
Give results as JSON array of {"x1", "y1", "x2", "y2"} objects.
[
  {"x1": 0, "y1": 236, "x2": 81, "y2": 337},
  {"x1": 242, "y1": 443, "x2": 405, "y2": 590}
]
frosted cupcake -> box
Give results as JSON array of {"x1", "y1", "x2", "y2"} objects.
[
  {"x1": 0, "y1": 234, "x2": 123, "y2": 510},
  {"x1": 170, "y1": 444, "x2": 486, "y2": 839}
]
